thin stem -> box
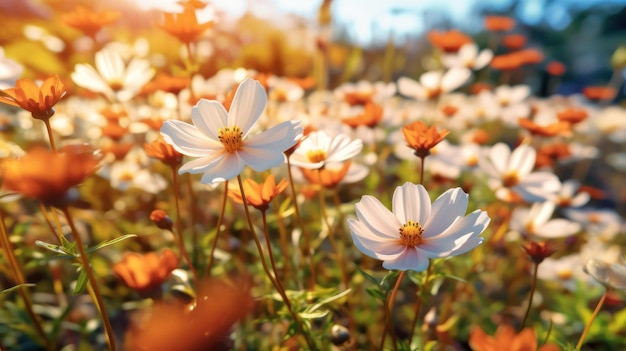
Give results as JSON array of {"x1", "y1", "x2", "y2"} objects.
[
  {"x1": 418, "y1": 155, "x2": 425, "y2": 185},
  {"x1": 236, "y1": 176, "x2": 318, "y2": 351},
  {"x1": 184, "y1": 174, "x2": 199, "y2": 267},
  {"x1": 318, "y1": 170, "x2": 348, "y2": 289},
  {"x1": 39, "y1": 203, "x2": 62, "y2": 245},
  {"x1": 409, "y1": 264, "x2": 433, "y2": 342},
  {"x1": 286, "y1": 157, "x2": 315, "y2": 291},
  {"x1": 520, "y1": 262, "x2": 539, "y2": 330},
  {"x1": 0, "y1": 210, "x2": 52, "y2": 350},
  {"x1": 62, "y1": 207, "x2": 117, "y2": 351},
  {"x1": 171, "y1": 168, "x2": 198, "y2": 285},
  {"x1": 206, "y1": 180, "x2": 228, "y2": 277},
  {"x1": 576, "y1": 291, "x2": 608, "y2": 351},
  {"x1": 261, "y1": 209, "x2": 287, "y2": 295},
  {"x1": 271, "y1": 201, "x2": 292, "y2": 283},
  {"x1": 380, "y1": 271, "x2": 406, "y2": 351},
  {"x1": 43, "y1": 119, "x2": 56, "y2": 151}
]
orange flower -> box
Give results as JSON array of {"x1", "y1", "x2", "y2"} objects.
[
  {"x1": 518, "y1": 48, "x2": 544, "y2": 65},
  {"x1": 501, "y1": 34, "x2": 527, "y2": 50},
  {"x1": 518, "y1": 118, "x2": 571, "y2": 137},
  {"x1": 140, "y1": 73, "x2": 190, "y2": 96},
  {"x1": 582, "y1": 86, "x2": 616, "y2": 101},
  {"x1": 490, "y1": 53, "x2": 523, "y2": 71},
  {"x1": 343, "y1": 91, "x2": 373, "y2": 106},
  {"x1": 113, "y1": 249, "x2": 178, "y2": 294},
  {"x1": 341, "y1": 102, "x2": 383, "y2": 128},
  {"x1": 0, "y1": 145, "x2": 99, "y2": 206},
  {"x1": 439, "y1": 104, "x2": 458, "y2": 118},
  {"x1": 159, "y1": 6, "x2": 213, "y2": 44},
  {"x1": 427, "y1": 30, "x2": 473, "y2": 53},
  {"x1": 556, "y1": 107, "x2": 588, "y2": 125},
  {"x1": 124, "y1": 277, "x2": 253, "y2": 351},
  {"x1": 0, "y1": 76, "x2": 66, "y2": 120},
  {"x1": 228, "y1": 174, "x2": 288, "y2": 211},
  {"x1": 469, "y1": 82, "x2": 493, "y2": 95},
  {"x1": 471, "y1": 129, "x2": 490, "y2": 144},
  {"x1": 469, "y1": 325, "x2": 561, "y2": 351},
  {"x1": 100, "y1": 142, "x2": 134, "y2": 161},
  {"x1": 484, "y1": 16, "x2": 516, "y2": 32},
  {"x1": 522, "y1": 241, "x2": 558, "y2": 264},
  {"x1": 402, "y1": 121, "x2": 449, "y2": 158},
  {"x1": 61, "y1": 6, "x2": 120, "y2": 38},
  {"x1": 101, "y1": 121, "x2": 128, "y2": 141},
  {"x1": 546, "y1": 61, "x2": 566, "y2": 76},
  {"x1": 535, "y1": 142, "x2": 571, "y2": 168},
  {"x1": 300, "y1": 161, "x2": 351, "y2": 189},
  {"x1": 144, "y1": 137, "x2": 183, "y2": 167}
]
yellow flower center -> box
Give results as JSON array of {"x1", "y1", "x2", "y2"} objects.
[
  {"x1": 557, "y1": 270, "x2": 573, "y2": 280},
  {"x1": 218, "y1": 126, "x2": 243, "y2": 153},
  {"x1": 502, "y1": 171, "x2": 519, "y2": 187},
  {"x1": 306, "y1": 149, "x2": 327, "y2": 163},
  {"x1": 399, "y1": 220, "x2": 424, "y2": 247}
]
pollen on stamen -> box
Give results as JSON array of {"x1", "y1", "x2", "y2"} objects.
[
  {"x1": 399, "y1": 220, "x2": 424, "y2": 247},
  {"x1": 218, "y1": 126, "x2": 243, "y2": 153},
  {"x1": 306, "y1": 149, "x2": 327, "y2": 163},
  {"x1": 502, "y1": 171, "x2": 519, "y2": 187}
]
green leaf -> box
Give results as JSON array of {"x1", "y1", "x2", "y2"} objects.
[
  {"x1": 1, "y1": 283, "x2": 36, "y2": 295},
  {"x1": 307, "y1": 289, "x2": 351, "y2": 313},
  {"x1": 86, "y1": 234, "x2": 137, "y2": 254},
  {"x1": 35, "y1": 240, "x2": 77, "y2": 258},
  {"x1": 354, "y1": 265, "x2": 379, "y2": 286},
  {"x1": 73, "y1": 269, "x2": 89, "y2": 295},
  {"x1": 299, "y1": 310, "x2": 329, "y2": 319},
  {"x1": 365, "y1": 287, "x2": 386, "y2": 301},
  {"x1": 380, "y1": 271, "x2": 400, "y2": 289}
]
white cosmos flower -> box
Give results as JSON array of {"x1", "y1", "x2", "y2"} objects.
[
  {"x1": 478, "y1": 142, "x2": 561, "y2": 202},
  {"x1": 398, "y1": 67, "x2": 471, "y2": 101},
  {"x1": 71, "y1": 47, "x2": 155, "y2": 102},
  {"x1": 289, "y1": 130, "x2": 363, "y2": 169},
  {"x1": 510, "y1": 201, "x2": 581, "y2": 239},
  {"x1": 348, "y1": 183, "x2": 490, "y2": 272},
  {"x1": 442, "y1": 43, "x2": 493, "y2": 70},
  {"x1": 161, "y1": 78, "x2": 302, "y2": 185}
]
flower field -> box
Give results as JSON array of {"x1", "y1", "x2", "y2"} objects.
[{"x1": 0, "y1": 1, "x2": 625, "y2": 350}]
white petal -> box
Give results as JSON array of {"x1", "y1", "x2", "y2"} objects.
[
  {"x1": 509, "y1": 144, "x2": 535, "y2": 175},
  {"x1": 392, "y1": 183, "x2": 431, "y2": 225},
  {"x1": 238, "y1": 148, "x2": 285, "y2": 172},
  {"x1": 71, "y1": 64, "x2": 112, "y2": 97},
  {"x1": 397, "y1": 76, "x2": 424, "y2": 99},
  {"x1": 423, "y1": 188, "x2": 468, "y2": 238},
  {"x1": 382, "y1": 247, "x2": 429, "y2": 272},
  {"x1": 123, "y1": 58, "x2": 154, "y2": 89},
  {"x1": 419, "y1": 210, "x2": 490, "y2": 257},
  {"x1": 420, "y1": 71, "x2": 443, "y2": 90},
  {"x1": 245, "y1": 121, "x2": 298, "y2": 151},
  {"x1": 530, "y1": 201, "x2": 555, "y2": 226},
  {"x1": 160, "y1": 120, "x2": 223, "y2": 157},
  {"x1": 179, "y1": 152, "x2": 225, "y2": 174},
  {"x1": 510, "y1": 85, "x2": 531, "y2": 103},
  {"x1": 534, "y1": 219, "x2": 581, "y2": 238},
  {"x1": 349, "y1": 219, "x2": 407, "y2": 260},
  {"x1": 325, "y1": 134, "x2": 363, "y2": 164},
  {"x1": 228, "y1": 78, "x2": 266, "y2": 136},
  {"x1": 95, "y1": 48, "x2": 124, "y2": 82},
  {"x1": 487, "y1": 142, "x2": 511, "y2": 175},
  {"x1": 355, "y1": 196, "x2": 401, "y2": 240},
  {"x1": 459, "y1": 43, "x2": 477, "y2": 60},
  {"x1": 441, "y1": 67, "x2": 471, "y2": 92},
  {"x1": 473, "y1": 49, "x2": 493, "y2": 69},
  {"x1": 199, "y1": 153, "x2": 245, "y2": 185},
  {"x1": 192, "y1": 99, "x2": 228, "y2": 140}
]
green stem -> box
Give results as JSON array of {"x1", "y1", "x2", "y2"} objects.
[
  {"x1": 205, "y1": 180, "x2": 228, "y2": 277},
  {"x1": 171, "y1": 168, "x2": 198, "y2": 286},
  {"x1": 62, "y1": 207, "x2": 117, "y2": 351},
  {"x1": 261, "y1": 209, "x2": 287, "y2": 295},
  {"x1": 381, "y1": 271, "x2": 406, "y2": 351},
  {"x1": 236, "y1": 176, "x2": 318, "y2": 351},
  {"x1": 286, "y1": 157, "x2": 316, "y2": 291},
  {"x1": 576, "y1": 291, "x2": 607, "y2": 351},
  {"x1": 520, "y1": 262, "x2": 539, "y2": 330},
  {"x1": 0, "y1": 210, "x2": 52, "y2": 350},
  {"x1": 409, "y1": 264, "x2": 433, "y2": 342}
]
